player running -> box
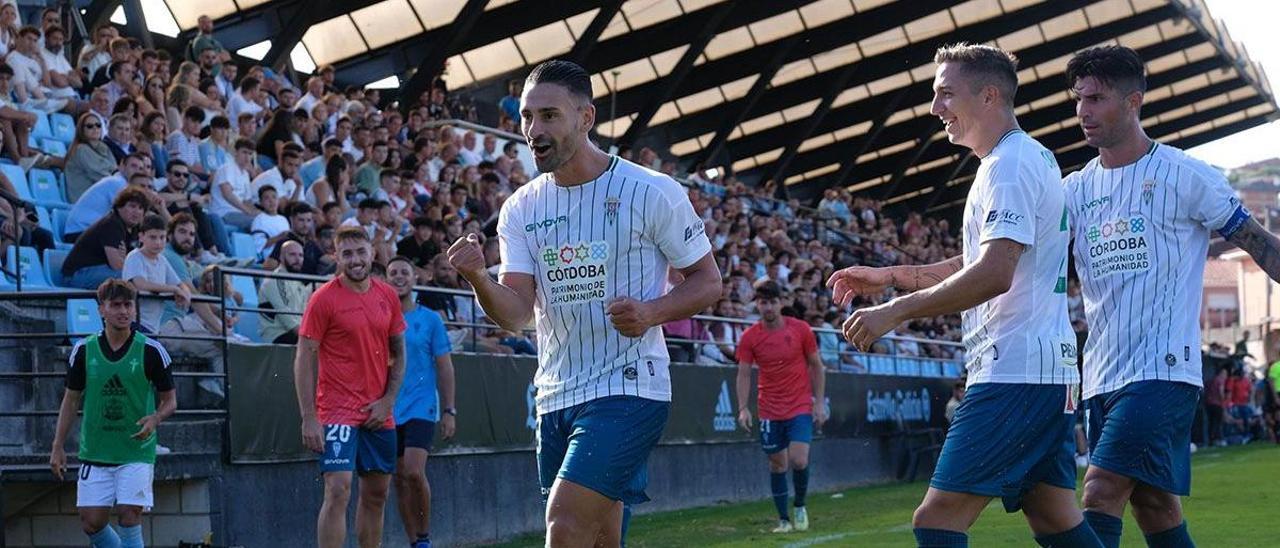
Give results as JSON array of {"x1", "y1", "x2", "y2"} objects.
[
  {"x1": 446, "y1": 59, "x2": 720, "y2": 546},
  {"x1": 735, "y1": 282, "x2": 826, "y2": 533},
  {"x1": 1063, "y1": 45, "x2": 1280, "y2": 548},
  {"x1": 51, "y1": 279, "x2": 177, "y2": 548},
  {"x1": 387, "y1": 256, "x2": 457, "y2": 548},
  {"x1": 295, "y1": 226, "x2": 406, "y2": 548},
  {"x1": 829, "y1": 44, "x2": 1101, "y2": 548}
]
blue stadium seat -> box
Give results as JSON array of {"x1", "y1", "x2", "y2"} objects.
[
  {"x1": 40, "y1": 139, "x2": 67, "y2": 157},
  {"x1": 27, "y1": 169, "x2": 68, "y2": 209},
  {"x1": 234, "y1": 308, "x2": 261, "y2": 343},
  {"x1": 43, "y1": 247, "x2": 68, "y2": 286},
  {"x1": 0, "y1": 163, "x2": 30, "y2": 199},
  {"x1": 50, "y1": 113, "x2": 75, "y2": 144},
  {"x1": 27, "y1": 109, "x2": 51, "y2": 141},
  {"x1": 229, "y1": 232, "x2": 256, "y2": 259},
  {"x1": 229, "y1": 275, "x2": 258, "y2": 306},
  {"x1": 67, "y1": 299, "x2": 101, "y2": 336},
  {"x1": 2, "y1": 246, "x2": 52, "y2": 289},
  {"x1": 51, "y1": 207, "x2": 69, "y2": 241}
]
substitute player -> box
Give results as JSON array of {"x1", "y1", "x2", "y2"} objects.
[
  {"x1": 387, "y1": 256, "x2": 456, "y2": 548},
  {"x1": 1063, "y1": 46, "x2": 1280, "y2": 548},
  {"x1": 295, "y1": 226, "x2": 406, "y2": 548},
  {"x1": 51, "y1": 279, "x2": 177, "y2": 548},
  {"x1": 446, "y1": 59, "x2": 720, "y2": 547},
  {"x1": 735, "y1": 282, "x2": 826, "y2": 533},
  {"x1": 830, "y1": 44, "x2": 1101, "y2": 548}
]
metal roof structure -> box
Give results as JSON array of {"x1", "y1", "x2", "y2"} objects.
[{"x1": 118, "y1": 0, "x2": 1275, "y2": 214}]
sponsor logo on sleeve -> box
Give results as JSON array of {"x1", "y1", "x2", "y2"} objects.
[
  {"x1": 684, "y1": 219, "x2": 705, "y2": 243},
  {"x1": 984, "y1": 209, "x2": 1025, "y2": 226}
]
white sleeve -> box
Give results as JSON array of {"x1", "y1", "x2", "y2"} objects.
[
  {"x1": 977, "y1": 158, "x2": 1037, "y2": 247},
  {"x1": 162, "y1": 258, "x2": 182, "y2": 286},
  {"x1": 1185, "y1": 161, "x2": 1249, "y2": 235},
  {"x1": 1062, "y1": 171, "x2": 1081, "y2": 231},
  {"x1": 496, "y1": 194, "x2": 536, "y2": 276},
  {"x1": 121, "y1": 251, "x2": 146, "y2": 282},
  {"x1": 651, "y1": 181, "x2": 713, "y2": 269}
]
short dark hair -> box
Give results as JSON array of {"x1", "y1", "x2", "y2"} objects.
[
  {"x1": 387, "y1": 255, "x2": 414, "y2": 269},
  {"x1": 411, "y1": 216, "x2": 433, "y2": 229},
  {"x1": 358, "y1": 198, "x2": 381, "y2": 210},
  {"x1": 234, "y1": 138, "x2": 254, "y2": 151},
  {"x1": 1065, "y1": 45, "x2": 1146, "y2": 94},
  {"x1": 323, "y1": 138, "x2": 342, "y2": 150},
  {"x1": 17, "y1": 25, "x2": 38, "y2": 38},
  {"x1": 257, "y1": 185, "x2": 277, "y2": 199},
  {"x1": 240, "y1": 76, "x2": 260, "y2": 92},
  {"x1": 43, "y1": 24, "x2": 65, "y2": 38},
  {"x1": 322, "y1": 201, "x2": 342, "y2": 214},
  {"x1": 0, "y1": 63, "x2": 13, "y2": 78},
  {"x1": 754, "y1": 281, "x2": 781, "y2": 301},
  {"x1": 182, "y1": 106, "x2": 205, "y2": 123},
  {"x1": 933, "y1": 43, "x2": 1019, "y2": 106},
  {"x1": 379, "y1": 168, "x2": 398, "y2": 181},
  {"x1": 166, "y1": 159, "x2": 188, "y2": 172},
  {"x1": 96, "y1": 278, "x2": 137, "y2": 304},
  {"x1": 525, "y1": 59, "x2": 592, "y2": 102},
  {"x1": 209, "y1": 115, "x2": 230, "y2": 129},
  {"x1": 168, "y1": 212, "x2": 196, "y2": 234},
  {"x1": 139, "y1": 213, "x2": 166, "y2": 233},
  {"x1": 287, "y1": 201, "x2": 314, "y2": 218}
]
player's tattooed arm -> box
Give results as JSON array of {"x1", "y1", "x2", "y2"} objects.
[
  {"x1": 1228, "y1": 217, "x2": 1280, "y2": 282},
  {"x1": 384, "y1": 333, "x2": 406, "y2": 399},
  {"x1": 890, "y1": 256, "x2": 963, "y2": 291}
]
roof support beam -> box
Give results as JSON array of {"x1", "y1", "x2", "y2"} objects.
[
  {"x1": 689, "y1": 33, "x2": 804, "y2": 172},
  {"x1": 877, "y1": 118, "x2": 943, "y2": 200},
  {"x1": 617, "y1": 1, "x2": 738, "y2": 147},
  {"x1": 767, "y1": 61, "x2": 865, "y2": 187},
  {"x1": 121, "y1": 0, "x2": 152, "y2": 50},
  {"x1": 568, "y1": 0, "x2": 627, "y2": 66},
  {"x1": 399, "y1": 0, "x2": 490, "y2": 115},
  {"x1": 262, "y1": 0, "x2": 337, "y2": 73},
  {"x1": 813, "y1": 85, "x2": 912, "y2": 193}
]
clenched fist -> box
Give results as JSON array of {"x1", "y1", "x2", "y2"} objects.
[
  {"x1": 447, "y1": 233, "x2": 487, "y2": 280},
  {"x1": 606, "y1": 297, "x2": 654, "y2": 338}
]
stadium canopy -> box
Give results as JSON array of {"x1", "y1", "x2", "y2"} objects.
[{"x1": 112, "y1": 0, "x2": 1275, "y2": 214}]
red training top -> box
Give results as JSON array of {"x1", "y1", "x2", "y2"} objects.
[
  {"x1": 736, "y1": 316, "x2": 817, "y2": 421},
  {"x1": 1227, "y1": 376, "x2": 1252, "y2": 407},
  {"x1": 299, "y1": 277, "x2": 406, "y2": 428}
]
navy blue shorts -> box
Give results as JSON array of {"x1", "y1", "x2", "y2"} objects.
[
  {"x1": 396, "y1": 419, "x2": 436, "y2": 456},
  {"x1": 760, "y1": 414, "x2": 813, "y2": 454},
  {"x1": 1084, "y1": 380, "x2": 1200, "y2": 496},
  {"x1": 320, "y1": 424, "x2": 396, "y2": 475},
  {"x1": 931, "y1": 383, "x2": 1077, "y2": 512},
  {"x1": 537, "y1": 396, "x2": 669, "y2": 505}
]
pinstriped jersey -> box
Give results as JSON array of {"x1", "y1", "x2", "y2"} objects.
[
  {"x1": 960, "y1": 130, "x2": 1079, "y2": 387},
  {"x1": 497, "y1": 156, "x2": 713, "y2": 414},
  {"x1": 1065, "y1": 143, "x2": 1247, "y2": 399}
]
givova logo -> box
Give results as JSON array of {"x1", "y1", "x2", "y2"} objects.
[{"x1": 713, "y1": 381, "x2": 735, "y2": 432}]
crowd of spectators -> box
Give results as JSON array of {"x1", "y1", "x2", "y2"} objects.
[{"x1": 0, "y1": 8, "x2": 965, "y2": 373}]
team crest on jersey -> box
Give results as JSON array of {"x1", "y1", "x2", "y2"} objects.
[
  {"x1": 604, "y1": 196, "x2": 621, "y2": 225},
  {"x1": 1141, "y1": 179, "x2": 1156, "y2": 203}
]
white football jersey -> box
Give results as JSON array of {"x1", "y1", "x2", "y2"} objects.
[
  {"x1": 1065, "y1": 143, "x2": 1248, "y2": 399},
  {"x1": 497, "y1": 156, "x2": 713, "y2": 414},
  {"x1": 960, "y1": 130, "x2": 1079, "y2": 387}
]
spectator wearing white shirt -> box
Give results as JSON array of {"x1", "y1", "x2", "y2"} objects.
[
  {"x1": 38, "y1": 25, "x2": 83, "y2": 106},
  {"x1": 214, "y1": 61, "x2": 236, "y2": 100},
  {"x1": 250, "y1": 149, "x2": 302, "y2": 205},
  {"x1": 249, "y1": 185, "x2": 289, "y2": 257},
  {"x1": 166, "y1": 106, "x2": 206, "y2": 179},
  {"x1": 77, "y1": 23, "x2": 116, "y2": 76},
  {"x1": 6, "y1": 26, "x2": 67, "y2": 114},
  {"x1": 458, "y1": 131, "x2": 482, "y2": 165},
  {"x1": 295, "y1": 76, "x2": 324, "y2": 114},
  {"x1": 208, "y1": 138, "x2": 258, "y2": 230},
  {"x1": 0, "y1": 62, "x2": 41, "y2": 166},
  {"x1": 227, "y1": 76, "x2": 264, "y2": 131}
]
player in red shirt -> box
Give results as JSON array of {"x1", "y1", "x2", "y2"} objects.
[
  {"x1": 295, "y1": 225, "x2": 406, "y2": 548},
  {"x1": 735, "y1": 282, "x2": 827, "y2": 534}
]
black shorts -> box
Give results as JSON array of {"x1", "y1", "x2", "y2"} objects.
[{"x1": 396, "y1": 419, "x2": 436, "y2": 457}]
